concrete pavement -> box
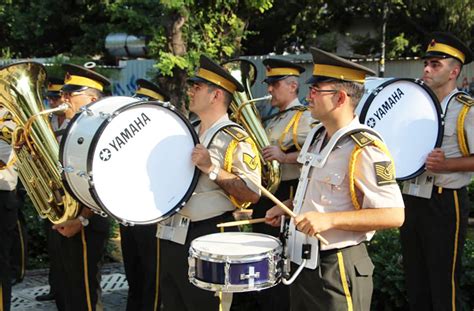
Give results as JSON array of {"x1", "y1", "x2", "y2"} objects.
[{"x1": 11, "y1": 263, "x2": 128, "y2": 311}]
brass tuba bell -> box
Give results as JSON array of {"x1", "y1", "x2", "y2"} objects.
[
  {"x1": 0, "y1": 62, "x2": 79, "y2": 224},
  {"x1": 222, "y1": 59, "x2": 281, "y2": 194}
]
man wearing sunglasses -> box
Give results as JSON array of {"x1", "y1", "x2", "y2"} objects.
[
  {"x1": 266, "y1": 48, "x2": 404, "y2": 310},
  {"x1": 50, "y1": 63, "x2": 111, "y2": 311}
]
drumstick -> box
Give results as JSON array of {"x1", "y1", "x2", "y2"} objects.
[
  {"x1": 217, "y1": 217, "x2": 266, "y2": 228},
  {"x1": 241, "y1": 172, "x2": 329, "y2": 245}
]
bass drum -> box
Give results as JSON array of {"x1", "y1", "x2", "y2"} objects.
[
  {"x1": 60, "y1": 98, "x2": 200, "y2": 224},
  {"x1": 356, "y1": 78, "x2": 443, "y2": 180}
]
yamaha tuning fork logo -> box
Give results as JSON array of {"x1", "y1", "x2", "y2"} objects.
[
  {"x1": 99, "y1": 112, "x2": 151, "y2": 161},
  {"x1": 365, "y1": 87, "x2": 405, "y2": 128}
]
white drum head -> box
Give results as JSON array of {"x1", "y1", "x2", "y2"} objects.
[
  {"x1": 191, "y1": 232, "x2": 281, "y2": 257},
  {"x1": 89, "y1": 101, "x2": 199, "y2": 224},
  {"x1": 357, "y1": 78, "x2": 443, "y2": 180}
]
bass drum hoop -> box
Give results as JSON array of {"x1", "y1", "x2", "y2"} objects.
[
  {"x1": 358, "y1": 78, "x2": 444, "y2": 180},
  {"x1": 87, "y1": 100, "x2": 200, "y2": 224}
]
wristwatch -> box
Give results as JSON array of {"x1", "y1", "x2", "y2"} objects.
[
  {"x1": 208, "y1": 164, "x2": 220, "y2": 181},
  {"x1": 78, "y1": 215, "x2": 90, "y2": 227}
]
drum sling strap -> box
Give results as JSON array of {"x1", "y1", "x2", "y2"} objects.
[
  {"x1": 454, "y1": 94, "x2": 473, "y2": 157},
  {"x1": 348, "y1": 131, "x2": 394, "y2": 210},
  {"x1": 204, "y1": 122, "x2": 261, "y2": 209}
]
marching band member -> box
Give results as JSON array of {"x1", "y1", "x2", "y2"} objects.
[
  {"x1": 265, "y1": 47, "x2": 404, "y2": 310},
  {"x1": 0, "y1": 108, "x2": 21, "y2": 311},
  {"x1": 158, "y1": 55, "x2": 261, "y2": 311},
  {"x1": 252, "y1": 58, "x2": 314, "y2": 311},
  {"x1": 400, "y1": 32, "x2": 474, "y2": 310},
  {"x1": 119, "y1": 78, "x2": 169, "y2": 311},
  {"x1": 50, "y1": 64, "x2": 111, "y2": 311}
]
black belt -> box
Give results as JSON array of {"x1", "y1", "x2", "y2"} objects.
[{"x1": 433, "y1": 186, "x2": 466, "y2": 194}]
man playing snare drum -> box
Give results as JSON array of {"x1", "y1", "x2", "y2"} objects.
[
  {"x1": 400, "y1": 32, "x2": 474, "y2": 310},
  {"x1": 158, "y1": 55, "x2": 261, "y2": 311},
  {"x1": 265, "y1": 47, "x2": 405, "y2": 310}
]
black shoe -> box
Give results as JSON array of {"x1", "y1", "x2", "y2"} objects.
[{"x1": 36, "y1": 292, "x2": 55, "y2": 301}]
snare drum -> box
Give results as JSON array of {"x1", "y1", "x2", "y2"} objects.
[
  {"x1": 356, "y1": 78, "x2": 443, "y2": 180},
  {"x1": 188, "y1": 232, "x2": 283, "y2": 292},
  {"x1": 60, "y1": 97, "x2": 199, "y2": 224}
]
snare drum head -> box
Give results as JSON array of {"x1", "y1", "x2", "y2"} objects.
[
  {"x1": 89, "y1": 101, "x2": 199, "y2": 224},
  {"x1": 357, "y1": 78, "x2": 442, "y2": 180},
  {"x1": 191, "y1": 232, "x2": 281, "y2": 258}
]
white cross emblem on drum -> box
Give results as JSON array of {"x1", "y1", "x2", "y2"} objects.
[
  {"x1": 99, "y1": 148, "x2": 112, "y2": 161},
  {"x1": 240, "y1": 266, "x2": 260, "y2": 288}
]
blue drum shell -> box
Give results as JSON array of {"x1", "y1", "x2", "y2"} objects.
[{"x1": 194, "y1": 258, "x2": 272, "y2": 285}]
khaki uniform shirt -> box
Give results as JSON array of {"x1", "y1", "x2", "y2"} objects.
[
  {"x1": 179, "y1": 114, "x2": 261, "y2": 222},
  {"x1": 300, "y1": 118, "x2": 404, "y2": 251},
  {"x1": 0, "y1": 108, "x2": 18, "y2": 191},
  {"x1": 265, "y1": 98, "x2": 314, "y2": 181},
  {"x1": 433, "y1": 89, "x2": 474, "y2": 188}
]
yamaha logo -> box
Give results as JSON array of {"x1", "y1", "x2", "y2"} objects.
[{"x1": 100, "y1": 148, "x2": 112, "y2": 161}]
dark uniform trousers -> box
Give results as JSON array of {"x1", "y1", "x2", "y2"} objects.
[
  {"x1": 0, "y1": 190, "x2": 21, "y2": 311},
  {"x1": 290, "y1": 243, "x2": 374, "y2": 311},
  {"x1": 50, "y1": 214, "x2": 110, "y2": 311},
  {"x1": 120, "y1": 224, "x2": 160, "y2": 311},
  {"x1": 251, "y1": 179, "x2": 298, "y2": 311},
  {"x1": 45, "y1": 220, "x2": 58, "y2": 296},
  {"x1": 400, "y1": 187, "x2": 470, "y2": 311},
  {"x1": 10, "y1": 205, "x2": 27, "y2": 284},
  {"x1": 160, "y1": 212, "x2": 235, "y2": 311}
]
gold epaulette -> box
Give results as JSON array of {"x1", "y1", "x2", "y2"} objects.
[
  {"x1": 456, "y1": 94, "x2": 474, "y2": 107},
  {"x1": 350, "y1": 131, "x2": 374, "y2": 148},
  {"x1": 223, "y1": 126, "x2": 249, "y2": 142},
  {"x1": 293, "y1": 105, "x2": 307, "y2": 111}
]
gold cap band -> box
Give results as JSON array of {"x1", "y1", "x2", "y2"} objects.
[
  {"x1": 266, "y1": 67, "x2": 300, "y2": 77},
  {"x1": 136, "y1": 88, "x2": 165, "y2": 101},
  {"x1": 48, "y1": 84, "x2": 62, "y2": 92},
  {"x1": 312, "y1": 64, "x2": 366, "y2": 83},
  {"x1": 196, "y1": 68, "x2": 236, "y2": 93},
  {"x1": 426, "y1": 42, "x2": 466, "y2": 63},
  {"x1": 65, "y1": 75, "x2": 104, "y2": 91}
]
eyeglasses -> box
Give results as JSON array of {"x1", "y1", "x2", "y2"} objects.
[
  {"x1": 308, "y1": 86, "x2": 338, "y2": 96},
  {"x1": 60, "y1": 91, "x2": 90, "y2": 99}
]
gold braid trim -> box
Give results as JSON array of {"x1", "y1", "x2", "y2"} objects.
[
  {"x1": 279, "y1": 110, "x2": 304, "y2": 151},
  {"x1": 457, "y1": 105, "x2": 470, "y2": 157},
  {"x1": 348, "y1": 135, "x2": 394, "y2": 210},
  {"x1": 224, "y1": 135, "x2": 261, "y2": 209}
]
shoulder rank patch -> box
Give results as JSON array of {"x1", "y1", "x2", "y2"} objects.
[
  {"x1": 374, "y1": 161, "x2": 396, "y2": 186},
  {"x1": 350, "y1": 132, "x2": 374, "y2": 148},
  {"x1": 243, "y1": 153, "x2": 258, "y2": 170},
  {"x1": 223, "y1": 126, "x2": 248, "y2": 142},
  {"x1": 456, "y1": 94, "x2": 474, "y2": 107}
]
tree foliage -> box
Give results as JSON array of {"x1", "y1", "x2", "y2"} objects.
[{"x1": 0, "y1": 0, "x2": 472, "y2": 103}]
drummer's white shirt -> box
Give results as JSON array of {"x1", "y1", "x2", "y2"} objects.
[
  {"x1": 432, "y1": 88, "x2": 474, "y2": 188},
  {"x1": 178, "y1": 114, "x2": 261, "y2": 222}
]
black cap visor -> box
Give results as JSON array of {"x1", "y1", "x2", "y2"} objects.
[{"x1": 61, "y1": 84, "x2": 90, "y2": 93}]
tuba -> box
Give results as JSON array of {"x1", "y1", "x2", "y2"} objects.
[
  {"x1": 222, "y1": 59, "x2": 281, "y2": 193},
  {"x1": 0, "y1": 62, "x2": 79, "y2": 224}
]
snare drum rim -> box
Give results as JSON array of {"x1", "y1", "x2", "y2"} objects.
[
  {"x1": 87, "y1": 100, "x2": 201, "y2": 224},
  {"x1": 190, "y1": 232, "x2": 283, "y2": 262},
  {"x1": 358, "y1": 78, "x2": 444, "y2": 180}
]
